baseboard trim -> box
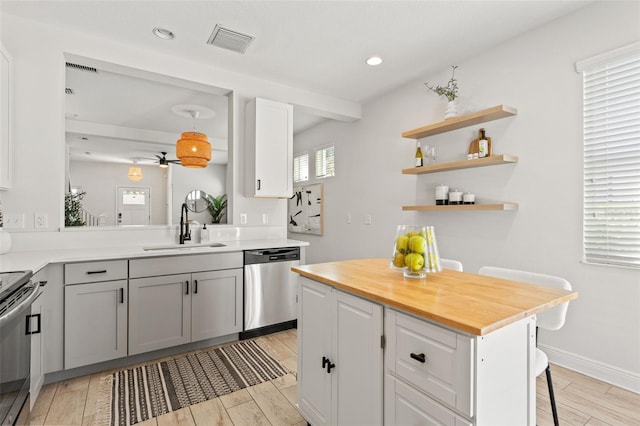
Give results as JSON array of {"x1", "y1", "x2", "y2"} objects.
[{"x1": 540, "y1": 344, "x2": 640, "y2": 394}]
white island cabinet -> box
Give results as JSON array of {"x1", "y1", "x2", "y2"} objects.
[
  {"x1": 297, "y1": 277, "x2": 383, "y2": 426},
  {"x1": 245, "y1": 97, "x2": 293, "y2": 198},
  {"x1": 64, "y1": 260, "x2": 128, "y2": 369},
  {"x1": 128, "y1": 252, "x2": 243, "y2": 355},
  {"x1": 293, "y1": 259, "x2": 578, "y2": 426}
]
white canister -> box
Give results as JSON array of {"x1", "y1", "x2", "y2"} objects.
[
  {"x1": 435, "y1": 184, "x2": 449, "y2": 205},
  {"x1": 448, "y1": 189, "x2": 463, "y2": 205},
  {"x1": 463, "y1": 192, "x2": 475, "y2": 205}
]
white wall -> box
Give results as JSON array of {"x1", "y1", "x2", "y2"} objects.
[
  {"x1": 0, "y1": 12, "x2": 360, "y2": 238},
  {"x1": 292, "y1": 1, "x2": 640, "y2": 391},
  {"x1": 70, "y1": 161, "x2": 168, "y2": 226}
]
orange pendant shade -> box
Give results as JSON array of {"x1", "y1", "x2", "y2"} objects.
[
  {"x1": 176, "y1": 131, "x2": 211, "y2": 168},
  {"x1": 127, "y1": 166, "x2": 143, "y2": 181}
]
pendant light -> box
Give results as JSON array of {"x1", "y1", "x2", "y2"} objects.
[
  {"x1": 128, "y1": 161, "x2": 143, "y2": 181},
  {"x1": 176, "y1": 110, "x2": 211, "y2": 168}
]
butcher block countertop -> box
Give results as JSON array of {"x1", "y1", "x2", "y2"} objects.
[{"x1": 292, "y1": 258, "x2": 578, "y2": 336}]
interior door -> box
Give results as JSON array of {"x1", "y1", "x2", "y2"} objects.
[{"x1": 116, "y1": 186, "x2": 150, "y2": 226}]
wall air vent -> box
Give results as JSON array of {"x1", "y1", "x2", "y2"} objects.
[
  {"x1": 65, "y1": 62, "x2": 98, "y2": 73},
  {"x1": 65, "y1": 88, "x2": 73, "y2": 95},
  {"x1": 206, "y1": 24, "x2": 254, "y2": 54}
]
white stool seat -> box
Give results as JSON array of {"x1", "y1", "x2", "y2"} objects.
[{"x1": 535, "y1": 347, "x2": 549, "y2": 377}]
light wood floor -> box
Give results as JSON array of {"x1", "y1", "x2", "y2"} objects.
[{"x1": 29, "y1": 329, "x2": 639, "y2": 425}]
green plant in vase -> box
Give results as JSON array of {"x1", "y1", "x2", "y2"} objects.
[
  {"x1": 425, "y1": 65, "x2": 460, "y2": 119},
  {"x1": 65, "y1": 191, "x2": 86, "y2": 226},
  {"x1": 204, "y1": 193, "x2": 227, "y2": 224}
]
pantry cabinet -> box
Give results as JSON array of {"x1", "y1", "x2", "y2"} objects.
[
  {"x1": 245, "y1": 97, "x2": 293, "y2": 198},
  {"x1": 63, "y1": 260, "x2": 128, "y2": 369},
  {"x1": 297, "y1": 277, "x2": 383, "y2": 426}
]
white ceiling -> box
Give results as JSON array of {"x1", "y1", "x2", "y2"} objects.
[{"x1": 2, "y1": 1, "x2": 592, "y2": 165}]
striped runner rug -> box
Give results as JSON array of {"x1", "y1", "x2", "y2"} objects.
[{"x1": 95, "y1": 339, "x2": 289, "y2": 426}]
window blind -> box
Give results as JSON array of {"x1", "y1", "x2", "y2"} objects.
[
  {"x1": 315, "y1": 146, "x2": 335, "y2": 179},
  {"x1": 294, "y1": 153, "x2": 309, "y2": 183},
  {"x1": 582, "y1": 49, "x2": 640, "y2": 268}
]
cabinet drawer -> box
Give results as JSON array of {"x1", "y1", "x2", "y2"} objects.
[
  {"x1": 65, "y1": 260, "x2": 127, "y2": 284},
  {"x1": 129, "y1": 252, "x2": 243, "y2": 278},
  {"x1": 385, "y1": 375, "x2": 472, "y2": 426},
  {"x1": 386, "y1": 309, "x2": 473, "y2": 417}
]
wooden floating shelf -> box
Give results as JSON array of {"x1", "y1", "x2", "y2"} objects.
[
  {"x1": 402, "y1": 203, "x2": 519, "y2": 212},
  {"x1": 403, "y1": 154, "x2": 518, "y2": 175},
  {"x1": 402, "y1": 105, "x2": 518, "y2": 139}
]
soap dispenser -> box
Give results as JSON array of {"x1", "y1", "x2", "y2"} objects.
[{"x1": 201, "y1": 224, "x2": 209, "y2": 243}]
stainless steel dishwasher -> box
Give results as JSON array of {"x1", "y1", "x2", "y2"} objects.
[{"x1": 240, "y1": 247, "x2": 300, "y2": 339}]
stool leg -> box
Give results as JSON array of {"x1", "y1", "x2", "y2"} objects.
[{"x1": 546, "y1": 365, "x2": 559, "y2": 426}]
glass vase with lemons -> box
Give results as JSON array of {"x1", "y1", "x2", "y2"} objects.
[{"x1": 390, "y1": 225, "x2": 442, "y2": 279}]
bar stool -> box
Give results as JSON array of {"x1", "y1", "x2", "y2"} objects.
[
  {"x1": 478, "y1": 266, "x2": 572, "y2": 426},
  {"x1": 440, "y1": 258, "x2": 464, "y2": 271}
]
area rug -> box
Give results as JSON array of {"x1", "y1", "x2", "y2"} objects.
[{"x1": 95, "y1": 339, "x2": 289, "y2": 426}]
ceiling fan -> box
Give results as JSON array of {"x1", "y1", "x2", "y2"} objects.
[{"x1": 155, "y1": 152, "x2": 180, "y2": 168}]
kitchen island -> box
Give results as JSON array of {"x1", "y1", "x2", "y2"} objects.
[{"x1": 292, "y1": 258, "x2": 578, "y2": 426}]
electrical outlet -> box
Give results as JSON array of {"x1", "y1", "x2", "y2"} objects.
[
  {"x1": 4, "y1": 213, "x2": 24, "y2": 229},
  {"x1": 262, "y1": 213, "x2": 269, "y2": 225},
  {"x1": 240, "y1": 213, "x2": 247, "y2": 225},
  {"x1": 35, "y1": 212, "x2": 48, "y2": 229},
  {"x1": 364, "y1": 214, "x2": 372, "y2": 225},
  {"x1": 346, "y1": 213, "x2": 352, "y2": 224}
]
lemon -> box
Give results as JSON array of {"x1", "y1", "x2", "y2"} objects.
[
  {"x1": 395, "y1": 235, "x2": 409, "y2": 253},
  {"x1": 392, "y1": 252, "x2": 405, "y2": 267},
  {"x1": 404, "y1": 253, "x2": 425, "y2": 271},
  {"x1": 408, "y1": 235, "x2": 426, "y2": 254}
]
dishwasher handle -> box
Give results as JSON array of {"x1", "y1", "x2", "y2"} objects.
[{"x1": 244, "y1": 247, "x2": 300, "y2": 264}]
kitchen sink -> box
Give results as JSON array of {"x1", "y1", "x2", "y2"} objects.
[{"x1": 143, "y1": 243, "x2": 226, "y2": 251}]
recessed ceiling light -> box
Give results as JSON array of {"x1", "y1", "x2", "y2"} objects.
[
  {"x1": 366, "y1": 56, "x2": 383, "y2": 66},
  {"x1": 153, "y1": 27, "x2": 175, "y2": 40}
]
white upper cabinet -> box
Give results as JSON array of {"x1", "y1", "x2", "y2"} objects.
[{"x1": 245, "y1": 97, "x2": 293, "y2": 198}]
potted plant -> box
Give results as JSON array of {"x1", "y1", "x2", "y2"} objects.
[
  {"x1": 204, "y1": 193, "x2": 227, "y2": 224},
  {"x1": 65, "y1": 191, "x2": 87, "y2": 226},
  {"x1": 424, "y1": 65, "x2": 459, "y2": 119}
]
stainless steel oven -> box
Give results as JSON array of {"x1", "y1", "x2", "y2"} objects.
[{"x1": 0, "y1": 270, "x2": 41, "y2": 426}]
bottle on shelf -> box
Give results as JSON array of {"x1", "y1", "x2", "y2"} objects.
[
  {"x1": 415, "y1": 141, "x2": 424, "y2": 167},
  {"x1": 478, "y1": 129, "x2": 491, "y2": 158}
]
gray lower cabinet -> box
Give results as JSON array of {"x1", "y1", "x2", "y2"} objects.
[
  {"x1": 128, "y1": 268, "x2": 243, "y2": 356},
  {"x1": 64, "y1": 260, "x2": 128, "y2": 370},
  {"x1": 64, "y1": 280, "x2": 128, "y2": 369}
]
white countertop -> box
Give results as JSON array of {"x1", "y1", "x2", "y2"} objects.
[{"x1": 0, "y1": 239, "x2": 309, "y2": 273}]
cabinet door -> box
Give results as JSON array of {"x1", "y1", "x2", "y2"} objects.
[
  {"x1": 333, "y1": 290, "x2": 383, "y2": 425},
  {"x1": 64, "y1": 280, "x2": 127, "y2": 369},
  {"x1": 129, "y1": 274, "x2": 190, "y2": 355},
  {"x1": 29, "y1": 288, "x2": 44, "y2": 408},
  {"x1": 191, "y1": 268, "x2": 242, "y2": 342},
  {"x1": 246, "y1": 97, "x2": 293, "y2": 198},
  {"x1": 297, "y1": 277, "x2": 333, "y2": 426},
  {"x1": 385, "y1": 375, "x2": 472, "y2": 426}
]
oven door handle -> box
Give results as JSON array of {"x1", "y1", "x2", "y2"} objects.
[{"x1": 0, "y1": 283, "x2": 42, "y2": 329}]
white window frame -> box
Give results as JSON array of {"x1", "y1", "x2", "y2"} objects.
[
  {"x1": 293, "y1": 152, "x2": 309, "y2": 183},
  {"x1": 577, "y1": 42, "x2": 640, "y2": 269},
  {"x1": 315, "y1": 145, "x2": 335, "y2": 179}
]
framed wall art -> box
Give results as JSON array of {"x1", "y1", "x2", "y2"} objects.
[{"x1": 288, "y1": 183, "x2": 323, "y2": 235}]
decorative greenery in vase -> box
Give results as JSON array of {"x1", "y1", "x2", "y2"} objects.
[
  {"x1": 424, "y1": 65, "x2": 459, "y2": 101},
  {"x1": 65, "y1": 191, "x2": 87, "y2": 226},
  {"x1": 204, "y1": 193, "x2": 227, "y2": 224}
]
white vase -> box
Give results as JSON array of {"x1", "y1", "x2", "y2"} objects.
[
  {"x1": 444, "y1": 100, "x2": 458, "y2": 120},
  {"x1": 0, "y1": 229, "x2": 11, "y2": 254}
]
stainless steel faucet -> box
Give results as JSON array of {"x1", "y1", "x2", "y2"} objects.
[{"x1": 179, "y1": 203, "x2": 191, "y2": 244}]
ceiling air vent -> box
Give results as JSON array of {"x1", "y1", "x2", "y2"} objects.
[
  {"x1": 206, "y1": 24, "x2": 254, "y2": 54},
  {"x1": 65, "y1": 88, "x2": 73, "y2": 95},
  {"x1": 65, "y1": 62, "x2": 98, "y2": 73}
]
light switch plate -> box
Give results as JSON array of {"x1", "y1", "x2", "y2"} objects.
[
  {"x1": 4, "y1": 213, "x2": 24, "y2": 229},
  {"x1": 240, "y1": 213, "x2": 247, "y2": 224},
  {"x1": 35, "y1": 212, "x2": 48, "y2": 229}
]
